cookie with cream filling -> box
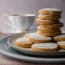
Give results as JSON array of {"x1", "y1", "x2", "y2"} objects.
[
  {"x1": 32, "y1": 43, "x2": 58, "y2": 52},
  {"x1": 29, "y1": 33, "x2": 52, "y2": 43},
  {"x1": 15, "y1": 37, "x2": 32, "y2": 48}
]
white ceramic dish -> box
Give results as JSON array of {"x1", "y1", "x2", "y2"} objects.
[
  {"x1": 7, "y1": 32, "x2": 65, "y2": 57},
  {"x1": 0, "y1": 33, "x2": 65, "y2": 63}
]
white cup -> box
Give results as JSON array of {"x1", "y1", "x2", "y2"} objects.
[{"x1": 7, "y1": 14, "x2": 35, "y2": 33}]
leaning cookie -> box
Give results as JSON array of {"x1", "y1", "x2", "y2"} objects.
[
  {"x1": 29, "y1": 33, "x2": 52, "y2": 43},
  {"x1": 32, "y1": 43, "x2": 58, "y2": 52},
  {"x1": 15, "y1": 37, "x2": 32, "y2": 48},
  {"x1": 54, "y1": 34, "x2": 65, "y2": 41},
  {"x1": 39, "y1": 8, "x2": 62, "y2": 15},
  {"x1": 37, "y1": 15, "x2": 61, "y2": 20},
  {"x1": 57, "y1": 41, "x2": 65, "y2": 49}
]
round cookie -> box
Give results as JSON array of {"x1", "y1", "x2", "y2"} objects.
[
  {"x1": 29, "y1": 33, "x2": 52, "y2": 43},
  {"x1": 15, "y1": 37, "x2": 32, "y2": 48},
  {"x1": 37, "y1": 15, "x2": 61, "y2": 20},
  {"x1": 57, "y1": 41, "x2": 65, "y2": 49},
  {"x1": 38, "y1": 22, "x2": 63, "y2": 29},
  {"x1": 36, "y1": 19, "x2": 60, "y2": 25},
  {"x1": 39, "y1": 8, "x2": 62, "y2": 15},
  {"x1": 54, "y1": 34, "x2": 65, "y2": 41},
  {"x1": 37, "y1": 31, "x2": 61, "y2": 37},
  {"x1": 32, "y1": 43, "x2": 58, "y2": 52},
  {"x1": 37, "y1": 26, "x2": 61, "y2": 33},
  {"x1": 37, "y1": 29, "x2": 61, "y2": 33}
]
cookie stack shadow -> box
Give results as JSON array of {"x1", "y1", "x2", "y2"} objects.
[{"x1": 36, "y1": 8, "x2": 63, "y2": 37}]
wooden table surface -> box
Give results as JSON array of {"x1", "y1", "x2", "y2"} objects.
[{"x1": 0, "y1": 32, "x2": 65, "y2": 65}]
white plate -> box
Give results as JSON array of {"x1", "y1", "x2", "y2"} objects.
[
  {"x1": 7, "y1": 32, "x2": 65, "y2": 57},
  {"x1": 0, "y1": 33, "x2": 65, "y2": 63}
]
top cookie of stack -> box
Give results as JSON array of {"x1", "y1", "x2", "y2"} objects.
[
  {"x1": 39, "y1": 8, "x2": 62, "y2": 15},
  {"x1": 36, "y1": 8, "x2": 63, "y2": 37}
]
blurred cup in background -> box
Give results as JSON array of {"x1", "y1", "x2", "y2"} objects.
[{"x1": 7, "y1": 14, "x2": 35, "y2": 33}]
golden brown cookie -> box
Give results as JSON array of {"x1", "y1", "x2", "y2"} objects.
[
  {"x1": 38, "y1": 22, "x2": 63, "y2": 29},
  {"x1": 15, "y1": 37, "x2": 32, "y2": 48},
  {"x1": 36, "y1": 18, "x2": 60, "y2": 25},
  {"x1": 39, "y1": 8, "x2": 62, "y2": 15},
  {"x1": 32, "y1": 43, "x2": 58, "y2": 52},
  {"x1": 54, "y1": 34, "x2": 65, "y2": 41},
  {"x1": 37, "y1": 31, "x2": 61, "y2": 37},
  {"x1": 37, "y1": 15, "x2": 61, "y2": 20},
  {"x1": 57, "y1": 41, "x2": 65, "y2": 49},
  {"x1": 28, "y1": 33, "x2": 52, "y2": 43},
  {"x1": 37, "y1": 26, "x2": 61, "y2": 33}
]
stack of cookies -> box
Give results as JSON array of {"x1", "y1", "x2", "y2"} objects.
[
  {"x1": 36, "y1": 8, "x2": 63, "y2": 37},
  {"x1": 15, "y1": 8, "x2": 65, "y2": 52}
]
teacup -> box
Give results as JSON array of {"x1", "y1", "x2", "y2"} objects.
[{"x1": 7, "y1": 14, "x2": 35, "y2": 33}]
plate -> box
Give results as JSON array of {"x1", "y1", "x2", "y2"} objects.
[
  {"x1": 7, "y1": 33, "x2": 65, "y2": 57},
  {"x1": 0, "y1": 33, "x2": 65, "y2": 63}
]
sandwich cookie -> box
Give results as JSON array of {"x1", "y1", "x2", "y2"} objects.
[
  {"x1": 37, "y1": 15, "x2": 61, "y2": 20},
  {"x1": 15, "y1": 37, "x2": 32, "y2": 48},
  {"x1": 32, "y1": 43, "x2": 58, "y2": 52},
  {"x1": 39, "y1": 8, "x2": 62, "y2": 15},
  {"x1": 29, "y1": 33, "x2": 52, "y2": 43}
]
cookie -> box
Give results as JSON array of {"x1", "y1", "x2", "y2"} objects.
[
  {"x1": 37, "y1": 31, "x2": 61, "y2": 37},
  {"x1": 37, "y1": 26, "x2": 61, "y2": 33},
  {"x1": 57, "y1": 41, "x2": 65, "y2": 49},
  {"x1": 37, "y1": 29, "x2": 61, "y2": 33},
  {"x1": 36, "y1": 19, "x2": 60, "y2": 25},
  {"x1": 39, "y1": 8, "x2": 62, "y2": 15},
  {"x1": 54, "y1": 34, "x2": 65, "y2": 41},
  {"x1": 38, "y1": 22, "x2": 63, "y2": 28},
  {"x1": 38, "y1": 25, "x2": 60, "y2": 30},
  {"x1": 29, "y1": 33, "x2": 52, "y2": 43},
  {"x1": 37, "y1": 15, "x2": 61, "y2": 20},
  {"x1": 32, "y1": 43, "x2": 58, "y2": 52},
  {"x1": 15, "y1": 37, "x2": 32, "y2": 48}
]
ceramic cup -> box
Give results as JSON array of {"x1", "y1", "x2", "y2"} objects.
[{"x1": 7, "y1": 14, "x2": 35, "y2": 33}]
